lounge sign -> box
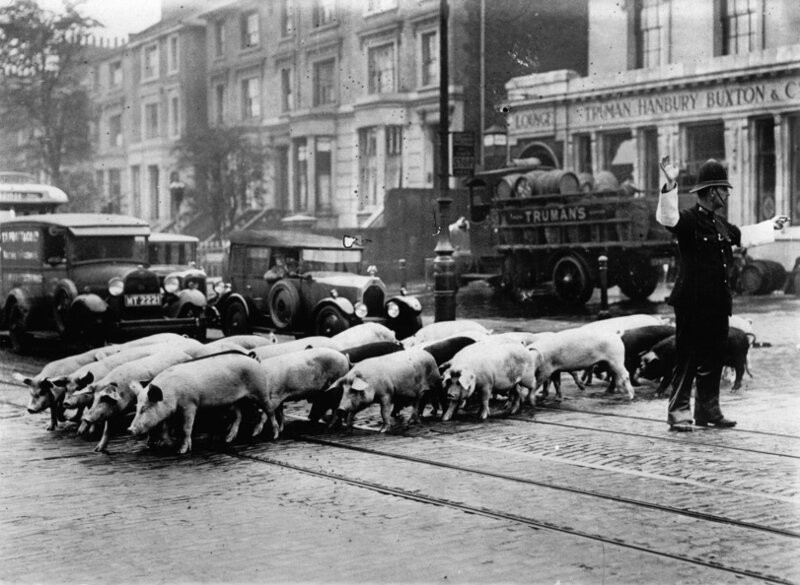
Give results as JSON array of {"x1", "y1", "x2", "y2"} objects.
[{"x1": 511, "y1": 75, "x2": 800, "y2": 133}]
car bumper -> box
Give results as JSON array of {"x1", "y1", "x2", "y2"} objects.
[{"x1": 113, "y1": 316, "x2": 204, "y2": 337}]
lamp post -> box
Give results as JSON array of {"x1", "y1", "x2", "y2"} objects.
[{"x1": 433, "y1": 0, "x2": 456, "y2": 322}]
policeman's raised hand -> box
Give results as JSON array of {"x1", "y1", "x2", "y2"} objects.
[
  {"x1": 659, "y1": 155, "x2": 680, "y2": 187},
  {"x1": 771, "y1": 215, "x2": 790, "y2": 230}
]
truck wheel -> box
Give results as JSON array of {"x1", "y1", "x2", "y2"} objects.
[
  {"x1": 552, "y1": 255, "x2": 593, "y2": 305},
  {"x1": 9, "y1": 305, "x2": 31, "y2": 354},
  {"x1": 222, "y1": 302, "x2": 249, "y2": 336},
  {"x1": 315, "y1": 306, "x2": 349, "y2": 337},
  {"x1": 268, "y1": 282, "x2": 300, "y2": 329},
  {"x1": 618, "y1": 256, "x2": 659, "y2": 301}
]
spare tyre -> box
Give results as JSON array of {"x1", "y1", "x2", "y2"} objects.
[{"x1": 268, "y1": 281, "x2": 301, "y2": 329}]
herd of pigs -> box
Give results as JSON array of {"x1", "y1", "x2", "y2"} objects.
[{"x1": 14, "y1": 314, "x2": 756, "y2": 454}]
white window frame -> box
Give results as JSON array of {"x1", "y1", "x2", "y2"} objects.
[
  {"x1": 109, "y1": 60, "x2": 123, "y2": 88},
  {"x1": 312, "y1": 57, "x2": 337, "y2": 106},
  {"x1": 214, "y1": 20, "x2": 226, "y2": 57},
  {"x1": 144, "y1": 101, "x2": 160, "y2": 140},
  {"x1": 312, "y1": 0, "x2": 337, "y2": 28},
  {"x1": 241, "y1": 76, "x2": 261, "y2": 119},
  {"x1": 241, "y1": 11, "x2": 260, "y2": 50},
  {"x1": 142, "y1": 43, "x2": 159, "y2": 81},
  {"x1": 419, "y1": 27, "x2": 438, "y2": 88},
  {"x1": 280, "y1": 66, "x2": 294, "y2": 112},
  {"x1": 367, "y1": 41, "x2": 397, "y2": 94},
  {"x1": 169, "y1": 93, "x2": 180, "y2": 138},
  {"x1": 167, "y1": 34, "x2": 179, "y2": 74},
  {"x1": 109, "y1": 113, "x2": 123, "y2": 147},
  {"x1": 366, "y1": 0, "x2": 397, "y2": 14},
  {"x1": 214, "y1": 83, "x2": 226, "y2": 125},
  {"x1": 280, "y1": 0, "x2": 295, "y2": 38}
]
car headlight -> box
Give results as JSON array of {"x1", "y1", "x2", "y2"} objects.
[
  {"x1": 108, "y1": 277, "x2": 124, "y2": 297},
  {"x1": 386, "y1": 301, "x2": 400, "y2": 318},
  {"x1": 214, "y1": 281, "x2": 228, "y2": 295},
  {"x1": 164, "y1": 276, "x2": 180, "y2": 294},
  {"x1": 354, "y1": 302, "x2": 368, "y2": 319}
]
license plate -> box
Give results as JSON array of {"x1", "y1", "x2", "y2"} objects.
[{"x1": 124, "y1": 293, "x2": 162, "y2": 307}]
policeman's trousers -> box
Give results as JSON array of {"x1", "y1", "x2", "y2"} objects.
[{"x1": 667, "y1": 306, "x2": 728, "y2": 425}]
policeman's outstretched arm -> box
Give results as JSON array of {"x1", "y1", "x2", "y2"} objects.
[{"x1": 656, "y1": 155, "x2": 680, "y2": 228}]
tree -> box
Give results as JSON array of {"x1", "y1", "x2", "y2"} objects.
[
  {"x1": 173, "y1": 126, "x2": 269, "y2": 240},
  {"x1": 0, "y1": 0, "x2": 99, "y2": 186}
]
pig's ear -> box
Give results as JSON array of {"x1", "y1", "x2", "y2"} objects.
[
  {"x1": 462, "y1": 371, "x2": 477, "y2": 394},
  {"x1": 128, "y1": 380, "x2": 143, "y2": 393},
  {"x1": 40, "y1": 379, "x2": 54, "y2": 391},
  {"x1": 12, "y1": 373, "x2": 33, "y2": 386},
  {"x1": 77, "y1": 371, "x2": 94, "y2": 387},
  {"x1": 350, "y1": 376, "x2": 369, "y2": 392},
  {"x1": 147, "y1": 384, "x2": 164, "y2": 403},
  {"x1": 99, "y1": 390, "x2": 120, "y2": 405},
  {"x1": 248, "y1": 351, "x2": 259, "y2": 361},
  {"x1": 268, "y1": 332, "x2": 278, "y2": 344},
  {"x1": 325, "y1": 379, "x2": 342, "y2": 392},
  {"x1": 51, "y1": 376, "x2": 68, "y2": 387}
]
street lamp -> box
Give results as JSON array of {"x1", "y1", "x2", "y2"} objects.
[
  {"x1": 483, "y1": 124, "x2": 508, "y2": 170},
  {"x1": 433, "y1": 0, "x2": 456, "y2": 322}
]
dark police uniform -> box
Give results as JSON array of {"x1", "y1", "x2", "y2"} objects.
[{"x1": 664, "y1": 204, "x2": 741, "y2": 425}]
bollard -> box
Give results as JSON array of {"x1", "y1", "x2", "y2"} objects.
[
  {"x1": 398, "y1": 258, "x2": 407, "y2": 290},
  {"x1": 598, "y1": 255, "x2": 610, "y2": 319}
]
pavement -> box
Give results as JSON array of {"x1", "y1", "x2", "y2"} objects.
[{"x1": 0, "y1": 287, "x2": 798, "y2": 584}]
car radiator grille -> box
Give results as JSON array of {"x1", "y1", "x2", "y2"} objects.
[
  {"x1": 362, "y1": 285, "x2": 385, "y2": 316},
  {"x1": 122, "y1": 270, "x2": 163, "y2": 319}
]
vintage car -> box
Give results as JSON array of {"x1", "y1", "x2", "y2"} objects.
[
  {"x1": 212, "y1": 229, "x2": 423, "y2": 339},
  {"x1": 147, "y1": 232, "x2": 208, "y2": 339},
  {"x1": 0, "y1": 214, "x2": 205, "y2": 352}
]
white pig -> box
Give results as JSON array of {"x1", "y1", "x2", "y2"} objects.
[
  {"x1": 330, "y1": 348, "x2": 441, "y2": 432},
  {"x1": 578, "y1": 314, "x2": 664, "y2": 336},
  {"x1": 441, "y1": 341, "x2": 537, "y2": 421},
  {"x1": 330, "y1": 323, "x2": 396, "y2": 348},
  {"x1": 250, "y1": 336, "x2": 341, "y2": 361},
  {"x1": 402, "y1": 320, "x2": 490, "y2": 348},
  {"x1": 127, "y1": 352, "x2": 272, "y2": 454}
]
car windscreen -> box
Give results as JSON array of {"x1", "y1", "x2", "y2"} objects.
[
  {"x1": 301, "y1": 248, "x2": 361, "y2": 273},
  {"x1": 72, "y1": 236, "x2": 147, "y2": 263},
  {"x1": 148, "y1": 242, "x2": 197, "y2": 265}
]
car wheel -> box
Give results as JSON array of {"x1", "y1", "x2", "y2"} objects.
[
  {"x1": 222, "y1": 302, "x2": 249, "y2": 336},
  {"x1": 268, "y1": 281, "x2": 301, "y2": 330},
  {"x1": 9, "y1": 304, "x2": 31, "y2": 354},
  {"x1": 179, "y1": 304, "x2": 207, "y2": 342},
  {"x1": 315, "y1": 305, "x2": 349, "y2": 337}
]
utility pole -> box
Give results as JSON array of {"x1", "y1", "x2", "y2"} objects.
[{"x1": 433, "y1": 0, "x2": 456, "y2": 322}]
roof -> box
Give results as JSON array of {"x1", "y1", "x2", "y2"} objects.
[
  {"x1": 228, "y1": 229, "x2": 360, "y2": 250},
  {"x1": 149, "y1": 232, "x2": 200, "y2": 244},
  {"x1": 1, "y1": 213, "x2": 150, "y2": 237}
]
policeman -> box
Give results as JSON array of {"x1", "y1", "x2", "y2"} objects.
[{"x1": 656, "y1": 156, "x2": 789, "y2": 432}]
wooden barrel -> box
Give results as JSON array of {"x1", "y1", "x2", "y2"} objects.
[
  {"x1": 740, "y1": 259, "x2": 787, "y2": 295},
  {"x1": 496, "y1": 173, "x2": 524, "y2": 199},
  {"x1": 523, "y1": 170, "x2": 580, "y2": 195},
  {"x1": 577, "y1": 172, "x2": 595, "y2": 192},
  {"x1": 594, "y1": 170, "x2": 620, "y2": 192}
]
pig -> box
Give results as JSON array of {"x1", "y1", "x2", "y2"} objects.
[
  {"x1": 440, "y1": 341, "x2": 537, "y2": 421},
  {"x1": 14, "y1": 346, "x2": 107, "y2": 430},
  {"x1": 401, "y1": 320, "x2": 490, "y2": 348},
  {"x1": 329, "y1": 348, "x2": 441, "y2": 432},
  {"x1": 636, "y1": 327, "x2": 754, "y2": 395},
  {"x1": 127, "y1": 351, "x2": 272, "y2": 454},
  {"x1": 330, "y1": 322, "x2": 396, "y2": 347},
  {"x1": 92, "y1": 333, "x2": 199, "y2": 359},
  {"x1": 488, "y1": 331, "x2": 552, "y2": 346},
  {"x1": 250, "y1": 336, "x2": 341, "y2": 361},
  {"x1": 528, "y1": 327, "x2": 635, "y2": 401},
  {"x1": 418, "y1": 336, "x2": 477, "y2": 367},
  {"x1": 76, "y1": 348, "x2": 198, "y2": 452},
  {"x1": 579, "y1": 314, "x2": 665, "y2": 336},
  {"x1": 258, "y1": 347, "x2": 352, "y2": 439},
  {"x1": 203, "y1": 334, "x2": 277, "y2": 350},
  {"x1": 583, "y1": 325, "x2": 676, "y2": 390},
  {"x1": 339, "y1": 340, "x2": 405, "y2": 366}
]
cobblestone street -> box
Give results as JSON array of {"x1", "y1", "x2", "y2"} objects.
[{"x1": 1, "y1": 291, "x2": 798, "y2": 584}]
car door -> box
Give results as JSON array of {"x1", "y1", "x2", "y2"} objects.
[{"x1": 243, "y1": 245, "x2": 272, "y2": 315}]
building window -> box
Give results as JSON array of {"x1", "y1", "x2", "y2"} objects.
[
  {"x1": 280, "y1": 0, "x2": 294, "y2": 37},
  {"x1": 312, "y1": 0, "x2": 336, "y2": 28},
  {"x1": 420, "y1": 30, "x2": 438, "y2": 87},
  {"x1": 142, "y1": 43, "x2": 159, "y2": 80},
  {"x1": 241, "y1": 11, "x2": 260, "y2": 49},
  {"x1": 108, "y1": 169, "x2": 122, "y2": 212},
  {"x1": 385, "y1": 125, "x2": 403, "y2": 191},
  {"x1": 241, "y1": 77, "x2": 261, "y2": 119},
  {"x1": 281, "y1": 67, "x2": 293, "y2": 112},
  {"x1": 109, "y1": 113, "x2": 122, "y2": 147},
  {"x1": 754, "y1": 117, "x2": 776, "y2": 222},
  {"x1": 368, "y1": 42, "x2": 395, "y2": 94},
  {"x1": 642, "y1": 127, "x2": 659, "y2": 194},
  {"x1": 366, "y1": 0, "x2": 397, "y2": 14},
  {"x1": 789, "y1": 116, "x2": 800, "y2": 226},
  {"x1": 313, "y1": 58, "x2": 336, "y2": 106},
  {"x1": 131, "y1": 165, "x2": 141, "y2": 218},
  {"x1": 95, "y1": 170, "x2": 105, "y2": 198},
  {"x1": 148, "y1": 165, "x2": 160, "y2": 219},
  {"x1": 636, "y1": 0, "x2": 666, "y2": 69},
  {"x1": 574, "y1": 134, "x2": 592, "y2": 174},
  {"x1": 602, "y1": 131, "x2": 633, "y2": 185},
  {"x1": 682, "y1": 122, "x2": 725, "y2": 193},
  {"x1": 167, "y1": 35, "x2": 179, "y2": 73},
  {"x1": 294, "y1": 138, "x2": 308, "y2": 211},
  {"x1": 144, "y1": 102, "x2": 159, "y2": 139},
  {"x1": 169, "y1": 95, "x2": 180, "y2": 137},
  {"x1": 315, "y1": 137, "x2": 333, "y2": 211},
  {"x1": 276, "y1": 146, "x2": 290, "y2": 211},
  {"x1": 214, "y1": 20, "x2": 226, "y2": 57},
  {"x1": 358, "y1": 127, "x2": 378, "y2": 207},
  {"x1": 109, "y1": 60, "x2": 122, "y2": 88},
  {"x1": 215, "y1": 83, "x2": 226, "y2": 125},
  {"x1": 722, "y1": 0, "x2": 757, "y2": 55}
]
